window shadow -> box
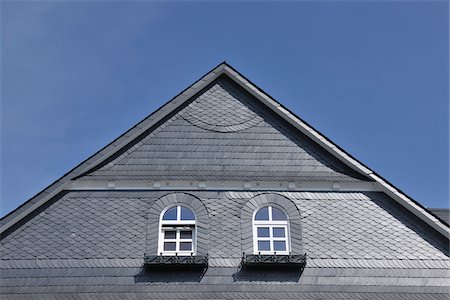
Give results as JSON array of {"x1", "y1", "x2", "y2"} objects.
[
  {"x1": 134, "y1": 265, "x2": 207, "y2": 283},
  {"x1": 233, "y1": 265, "x2": 304, "y2": 282},
  {"x1": 368, "y1": 192, "x2": 449, "y2": 256}
]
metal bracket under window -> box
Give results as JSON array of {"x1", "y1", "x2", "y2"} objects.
[
  {"x1": 241, "y1": 252, "x2": 307, "y2": 269},
  {"x1": 144, "y1": 254, "x2": 208, "y2": 267}
]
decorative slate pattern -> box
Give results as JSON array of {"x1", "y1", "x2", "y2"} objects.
[
  {"x1": 202, "y1": 193, "x2": 243, "y2": 259},
  {"x1": 1, "y1": 192, "x2": 153, "y2": 260},
  {"x1": 78, "y1": 77, "x2": 368, "y2": 182},
  {"x1": 295, "y1": 192, "x2": 449, "y2": 260},
  {"x1": 182, "y1": 78, "x2": 263, "y2": 132},
  {"x1": 2, "y1": 191, "x2": 447, "y2": 262},
  {"x1": 1, "y1": 190, "x2": 449, "y2": 298}
]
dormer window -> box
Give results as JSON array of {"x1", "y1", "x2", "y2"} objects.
[
  {"x1": 158, "y1": 206, "x2": 196, "y2": 255},
  {"x1": 253, "y1": 205, "x2": 290, "y2": 255}
]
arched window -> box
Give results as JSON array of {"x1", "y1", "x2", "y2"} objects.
[
  {"x1": 253, "y1": 205, "x2": 290, "y2": 255},
  {"x1": 158, "y1": 205, "x2": 196, "y2": 255}
]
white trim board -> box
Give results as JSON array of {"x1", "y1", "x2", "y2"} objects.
[
  {"x1": 1, "y1": 62, "x2": 448, "y2": 238},
  {"x1": 68, "y1": 180, "x2": 381, "y2": 192}
]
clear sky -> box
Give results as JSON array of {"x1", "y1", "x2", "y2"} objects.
[{"x1": 1, "y1": 1, "x2": 449, "y2": 217}]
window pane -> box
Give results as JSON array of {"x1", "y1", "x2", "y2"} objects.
[
  {"x1": 258, "y1": 241, "x2": 270, "y2": 251},
  {"x1": 257, "y1": 227, "x2": 270, "y2": 237},
  {"x1": 255, "y1": 207, "x2": 269, "y2": 220},
  {"x1": 164, "y1": 231, "x2": 176, "y2": 239},
  {"x1": 181, "y1": 207, "x2": 195, "y2": 220},
  {"x1": 274, "y1": 241, "x2": 286, "y2": 251},
  {"x1": 179, "y1": 242, "x2": 192, "y2": 251},
  {"x1": 163, "y1": 242, "x2": 176, "y2": 251},
  {"x1": 272, "y1": 207, "x2": 287, "y2": 220},
  {"x1": 180, "y1": 230, "x2": 192, "y2": 239},
  {"x1": 162, "y1": 207, "x2": 177, "y2": 220},
  {"x1": 273, "y1": 227, "x2": 285, "y2": 237}
]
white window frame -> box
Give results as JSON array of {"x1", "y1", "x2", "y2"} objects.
[
  {"x1": 252, "y1": 205, "x2": 290, "y2": 255},
  {"x1": 158, "y1": 205, "x2": 196, "y2": 256}
]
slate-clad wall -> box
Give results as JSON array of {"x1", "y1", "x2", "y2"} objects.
[
  {"x1": 78, "y1": 77, "x2": 369, "y2": 182},
  {"x1": 1, "y1": 191, "x2": 448, "y2": 262}
]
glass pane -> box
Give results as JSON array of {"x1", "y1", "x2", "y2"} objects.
[
  {"x1": 273, "y1": 227, "x2": 285, "y2": 237},
  {"x1": 257, "y1": 227, "x2": 270, "y2": 237},
  {"x1": 163, "y1": 242, "x2": 176, "y2": 251},
  {"x1": 274, "y1": 241, "x2": 286, "y2": 251},
  {"x1": 272, "y1": 207, "x2": 287, "y2": 220},
  {"x1": 255, "y1": 207, "x2": 269, "y2": 220},
  {"x1": 181, "y1": 207, "x2": 195, "y2": 220},
  {"x1": 258, "y1": 241, "x2": 270, "y2": 251},
  {"x1": 164, "y1": 231, "x2": 176, "y2": 239},
  {"x1": 162, "y1": 207, "x2": 177, "y2": 220},
  {"x1": 179, "y1": 242, "x2": 192, "y2": 251},
  {"x1": 180, "y1": 230, "x2": 192, "y2": 239}
]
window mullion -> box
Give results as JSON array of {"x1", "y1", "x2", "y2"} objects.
[
  {"x1": 176, "y1": 230, "x2": 180, "y2": 252},
  {"x1": 269, "y1": 224, "x2": 273, "y2": 252}
]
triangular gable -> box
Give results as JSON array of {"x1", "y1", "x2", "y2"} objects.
[
  {"x1": 76, "y1": 75, "x2": 368, "y2": 183},
  {"x1": 1, "y1": 62, "x2": 448, "y2": 239}
]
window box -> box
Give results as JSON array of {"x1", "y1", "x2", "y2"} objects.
[
  {"x1": 144, "y1": 254, "x2": 208, "y2": 267},
  {"x1": 241, "y1": 253, "x2": 307, "y2": 268}
]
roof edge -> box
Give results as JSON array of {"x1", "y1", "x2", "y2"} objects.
[
  {"x1": 0, "y1": 62, "x2": 227, "y2": 233},
  {"x1": 220, "y1": 63, "x2": 449, "y2": 238}
]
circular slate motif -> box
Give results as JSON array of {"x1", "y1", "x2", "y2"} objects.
[{"x1": 181, "y1": 79, "x2": 263, "y2": 132}]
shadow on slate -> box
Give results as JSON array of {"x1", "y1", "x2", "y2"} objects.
[
  {"x1": 134, "y1": 266, "x2": 207, "y2": 283},
  {"x1": 233, "y1": 265, "x2": 304, "y2": 282},
  {"x1": 368, "y1": 192, "x2": 449, "y2": 256}
]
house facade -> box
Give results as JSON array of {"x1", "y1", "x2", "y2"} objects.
[{"x1": 1, "y1": 63, "x2": 449, "y2": 299}]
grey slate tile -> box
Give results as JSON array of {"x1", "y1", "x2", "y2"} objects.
[
  {"x1": 78, "y1": 77, "x2": 368, "y2": 183},
  {"x1": 1, "y1": 190, "x2": 449, "y2": 298}
]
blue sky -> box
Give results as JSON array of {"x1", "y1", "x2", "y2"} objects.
[{"x1": 1, "y1": 1, "x2": 448, "y2": 217}]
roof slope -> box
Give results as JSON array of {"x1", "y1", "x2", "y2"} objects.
[
  {"x1": 430, "y1": 209, "x2": 450, "y2": 225},
  {"x1": 1, "y1": 191, "x2": 449, "y2": 298},
  {"x1": 1, "y1": 63, "x2": 449, "y2": 299},
  {"x1": 1, "y1": 62, "x2": 448, "y2": 239},
  {"x1": 77, "y1": 76, "x2": 367, "y2": 182}
]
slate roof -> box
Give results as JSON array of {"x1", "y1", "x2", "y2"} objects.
[
  {"x1": 1, "y1": 63, "x2": 449, "y2": 299},
  {"x1": 77, "y1": 76, "x2": 368, "y2": 182},
  {"x1": 1, "y1": 62, "x2": 447, "y2": 239},
  {"x1": 1, "y1": 191, "x2": 449, "y2": 298},
  {"x1": 429, "y1": 209, "x2": 450, "y2": 225}
]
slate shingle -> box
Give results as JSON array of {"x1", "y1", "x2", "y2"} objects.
[
  {"x1": 1, "y1": 191, "x2": 447, "y2": 263},
  {"x1": 2, "y1": 64, "x2": 448, "y2": 299},
  {"x1": 78, "y1": 77, "x2": 368, "y2": 183},
  {"x1": 1, "y1": 191, "x2": 448, "y2": 298}
]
